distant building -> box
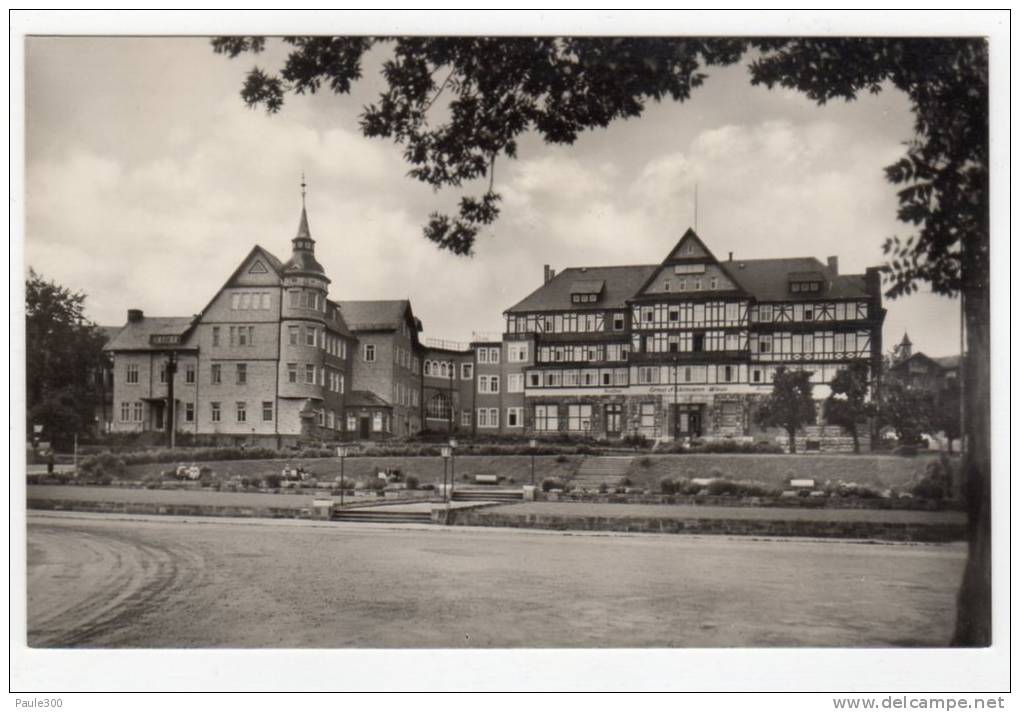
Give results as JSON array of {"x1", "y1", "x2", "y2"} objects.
[{"x1": 887, "y1": 332, "x2": 960, "y2": 395}]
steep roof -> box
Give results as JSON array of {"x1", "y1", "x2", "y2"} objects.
[
  {"x1": 338, "y1": 300, "x2": 414, "y2": 332},
  {"x1": 103, "y1": 316, "x2": 196, "y2": 352},
  {"x1": 325, "y1": 299, "x2": 355, "y2": 339},
  {"x1": 506, "y1": 265, "x2": 657, "y2": 313},
  {"x1": 725, "y1": 258, "x2": 869, "y2": 302},
  {"x1": 932, "y1": 355, "x2": 961, "y2": 370},
  {"x1": 98, "y1": 325, "x2": 124, "y2": 344},
  {"x1": 345, "y1": 390, "x2": 392, "y2": 408}
]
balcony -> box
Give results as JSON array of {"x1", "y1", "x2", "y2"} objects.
[{"x1": 628, "y1": 350, "x2": 749, "y2": 364}]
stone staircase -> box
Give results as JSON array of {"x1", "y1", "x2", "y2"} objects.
[
  {"x1": 570, "y1": 456, "x2": 634, "y2": 490},
  {"x1": 451, "y1": 487, "x2": 524, "y2": 503},
  {"x1": 332, "y1": 507, "x2": 433, "y2": 524}
]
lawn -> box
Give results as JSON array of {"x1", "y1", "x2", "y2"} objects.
[
  {"x1": 120, "y1": 454, "x2": 582, "y2": 485},
  {"x1": 622, "y1": 452, "x2": 950, "y2": 490}
]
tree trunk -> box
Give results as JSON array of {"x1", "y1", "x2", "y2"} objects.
[
  {"x1": 787, "y1": 427, "x2": 796, "y2": 453},
  {"x1": 951, "y1": 247, "x2": 991, "y2": 646},
  {"x1": 850, "y1": 423, "x2": 860, "y2": 454}
]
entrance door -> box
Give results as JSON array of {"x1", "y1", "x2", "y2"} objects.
[
  {"x1": 689, "y1": 410, "x2": 702, "y2": 438},
  {"x1": 153, "y1": 402, "x2": 165, "y2": 431},
  {"x1": 604, "y1": 404, "x2": 622, "y2": 436},
  {"x1": 673, "y1": 405, "x2": 703, "y2": 439},
  {"x1": 359, "y1": 416, "x2": 371, "y2": 439}
]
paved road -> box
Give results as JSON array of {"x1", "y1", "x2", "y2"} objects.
[{"x1": 26, "y1": 512, "x2": 966, "y2": 648}]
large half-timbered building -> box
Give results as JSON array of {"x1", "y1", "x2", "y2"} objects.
[{"x1": 504, "y1": 229, "x2": 885, "y2": 445}]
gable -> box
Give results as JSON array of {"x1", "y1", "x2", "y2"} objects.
[
  {"x1": 666, "y1": 229, "x2": 711, "y2": 261},
  {"x1": 231, "y1": 250, "x2": 283, "y2": 287},
  {"x1": 635, "y1": 228, "x2": 747, "y2": 299}
]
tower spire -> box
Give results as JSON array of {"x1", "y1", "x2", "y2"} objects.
[{"x1": 296, "y1": 173, "x2": 311, "y2": 240}]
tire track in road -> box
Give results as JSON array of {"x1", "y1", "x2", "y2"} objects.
[{"x1": 27, "y1": 524, "x2": 207, "y2": 648}]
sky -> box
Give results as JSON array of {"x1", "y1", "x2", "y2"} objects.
[{"x1": 24, "y1": 36, "x2": 963, "y2": 358}]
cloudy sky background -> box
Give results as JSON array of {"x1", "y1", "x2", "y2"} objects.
[{"x1": 25, "y1": 36, "x2": 962, "y2": 357}]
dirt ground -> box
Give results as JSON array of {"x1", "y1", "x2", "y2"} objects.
[{"x1": 27, "y1": 512, "x2": 965, "y2": 648}]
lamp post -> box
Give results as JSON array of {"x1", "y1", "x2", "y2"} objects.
[
  {"x1": 449, "y1": 438, "x2": 458, "y2": 500},
  {"x1": 336, "y1": 446, "x2": 347, "y2": 507},
  {"x1": 440, "y1": 445, "x2": 451, "y2": 502},
  {"x1": 529, "y1": 438, "x2": 537, "y2": 487}
]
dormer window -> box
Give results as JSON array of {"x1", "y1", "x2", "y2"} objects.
[
  {"x1": 788, "y1": 271, "x2": 824, "y2": 294},
  {"x1": 569, "y1": 279, "x2": 604, "y2": 305}
]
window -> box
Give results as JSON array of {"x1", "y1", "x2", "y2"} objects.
[
  {"x1": 427, "y1": 393, "x2": 452, "y2": 420},
  {"x1": 534, "y1": 404, "x2": 558, "y2": 431},
  {"x1": 752, "y1": 368, "x2": 763, "y2": 383},
  {"x1": 305, "y1": 327, "x2": 315, "y2": 347},
  {"x1": 236, "y1": 402, "x2": 247, "y2": 423},
  {"x1": 461, "y1": 363, "x2": 473, "y2": 380},
  {"x1": 212, "y1": 327, "x2": 220, "y2": 347},
  {"x1": 289, "y1": 290, "x2": 300, "y2": 307},
  {"x1": 640, "y1": 403, "x2": 655, "y2": 428},
  {"x1": 710, "y1": 277, "x2": 718, "y2": 289},
  {"x1": 132, "y1": 402, "x2": 143, "y2": 421},
  {"x1": 262, "y1": 401, "x2": 273, "y2": 422},
  {"x1": 211, "y1": 364, "x2": 222, "y2": 384},
  {"x1": 236, "y1": 363, "x2": 247, "y2": 385},
  {"x1": 289, "y1": 326, "x2": 300, "y2": 345},
  {"x1": 613, "y1": 313, "x2": 625, "y2": 331},
  {"x1": 373, "y1": 412, "x2": 384, "y2": 432},
  {"x1": 126, "y1": 364, "x2": 139, "y2": 384},
  {"x1": 759, "y1": 335, "x2": 772, "y2": 353},
  {"x1": 508, "y1": 373, "x2": 524, "y2": 393},
  {"x1": 461, "y1": 411, "x2": 473, "y2": 427},
  {"x1": 185, "y1": 402, "x2": 195, "y2": 422},
  {"x1": 759, "y1": 305, "x2": 773, "y2": 323},
  {"x1": 305, "y1": 364, "x2": 315, "y2": 384},
  {"x1": 211, "y1": 402, "x2": 221, "y2": 422},
  {"x1": 185, "y1": 365, "x2": 195, "y2": 384},
  {"x1": 507, "y1": 407, "x2": 523, "y2": 428},
  {"x1": 567, "y1": 404, "x2": 592, "y2": 432},
  {"x1": 159, "y1": 364, "x2": 167, "y2": 384},
  {"x1": 479, "y1": 375, "x2": 500, "y2": 393},
  {"x1": 720, "y1": 402, "x2": 740, "y2": 428},
  {"x1": 477, "y1": 348, "x2": 489, "y2": 364},
  {"x1": 231, "y1": 293, "x2": 240, "y2": 310},
  {"x1": 119, "y1": 402, "x2": 130, "y2": 421},
  {"x1": 477, "y1": 408, "x2": 499, "y2": 428},
  {"x1": 528, "y1": 372, "x2": 541, "y2": 388},
  {"x1": 507, "y1": 343, "x2": 529, "y2": 362},
  {"x1": 261, "y1": 293, "x2": 271, "y2": 310},
  {"x1": 364, "y1": 344, "x2": 375, "y2": 362}
]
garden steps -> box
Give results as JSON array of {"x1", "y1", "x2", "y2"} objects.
[
  {"x1": 571, "y1": 456, "x2": 634, "y2": 489},
  {"x1": 451, "y1": 488, "x2": 524, "y2": 503},
  {"x1": 332, "y1": 508, "x2": 433, "y2": 524}
]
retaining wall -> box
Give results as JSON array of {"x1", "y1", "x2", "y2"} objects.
[{"x1": 442, "y1": 508, "x2": 966, "y2": 542}]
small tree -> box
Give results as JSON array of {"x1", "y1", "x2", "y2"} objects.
[
  {"x1": 878, "y1": 381, "x2": 935, "y2": 446},
  {"x1": 755, "y1": 367, "x2": 816, "y2": 454},
  {"x1": 932, "y1": 379, "x2": 963, "y2": 454},
  {"x1": 823, "y1": 363, "x2": 874, "y2": 453}
]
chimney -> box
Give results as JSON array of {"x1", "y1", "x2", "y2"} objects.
[
  {"x1": 127, "y1": 309, "x2": 144, "y2": 323},
  {"x1": 827, "y1": 256, "x2": 839, "y2": 275},
  {"x1": 543, "y1": 264, "x2": 556, "y2": 284},
  {"x1": 728, "y1": 251, "x2": 733, "y2": 262}
]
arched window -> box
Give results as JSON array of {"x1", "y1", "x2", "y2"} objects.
[
  {"x1": 440, "y1": 362, "x2": 448, "y2": 378},
  {"x1": 426, "y1": 392, "x2": 452, "y2": 420},
  {"x1": 424, "y1": 360, "x2": 432, "y2": 376}
]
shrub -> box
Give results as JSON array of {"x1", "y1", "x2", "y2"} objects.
[
  {"x1": 828, "y1": 481, "x2": 883, "y2": 499},
  {"x1": 555, "y1": 454, "x2": 569, "y2": 464},
  {"x1": 911, "y1": 477, "x2": 945, "y2": 500},
  {"x1": 597, "y1": 482, "x2": 609, "y2": 494},
  {"x1": 419, "y1": 483, "x2": 435, "y2": 491},
  {"x1": 893, "y1": 445, "x2": 919, "y2": 457},
  {"x1": 264, "y1": 474, "x2": 282, "y2": 489},
  {"x1": 638, "y1": 456, "x2": 652, "y2": 468},
  {"x1": 368, "y1": 477, "x2": 388, "y2": 492},
  {"x1": 623, "y1": 433, "x2": 650, "y2": 450},
  {"x1": 404, "y1": 475, "x2": 419, "y2": 490},
  {"x1": 620, "y1": 476, "x2": 632, "y2": 487},
  {"x1": 541, "y1": 478, "x2": 565, "y2": 492},
  {"x1": 659, "y1": 477, "x2": 678, "y2": 495},
  {"x1": 79, "y1": 453, "x2": 126, "y2": 479}
]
